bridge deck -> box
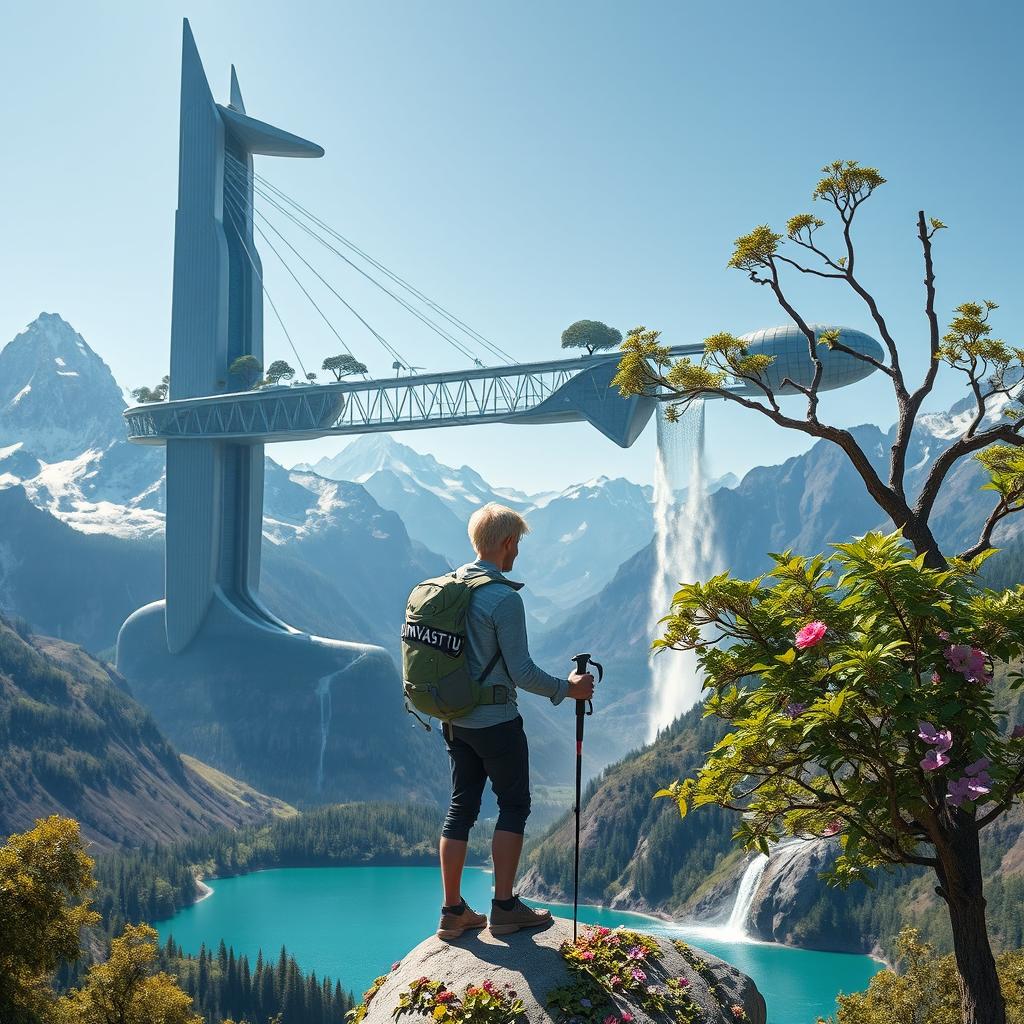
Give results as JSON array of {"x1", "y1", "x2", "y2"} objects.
[{"x1": 123, "y1": 346, "x2": 702, "y2": 445}]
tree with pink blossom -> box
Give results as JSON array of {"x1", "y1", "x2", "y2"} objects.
[{"x1": 654, "y1": 533, "x2": 1023, "y2": 1024}]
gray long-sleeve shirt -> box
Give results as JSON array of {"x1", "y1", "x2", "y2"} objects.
[{"x1": 454, "y1": 558, "x2": 569, "y2": 728}]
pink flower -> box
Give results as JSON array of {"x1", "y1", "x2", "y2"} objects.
[
  {"x1": 631, "y1": 968, "x2": 647, "y2": 983},
  {"x1": 921, "y1": 748, "x2": 950, "y2": 772},
  {"x1": 731, "y1": 1007, "x2": 746, "y2": 1021},
  {"x1": 603, "y1": 1016, "x2": 619, "y2": 1024},
  {"x1": 621, "y1": 1014, "x2": 634, "y2": 1023},
  {"x1": 944, "y1": 645, "x2": 991, "y2": 684},
  {"x1": 435, "y1": 991, "x2": 456, "y2": 1004},
  {"x1": 482, "y1": 981, "x2": 497, "y2": 995},
  {"x1": 795, "y1": 621, "x2": 827, "y2": 649},
  {"x1": 610, "y1": 976, "x2": 622, "y2": 989},
  {"x1": 676, "y1": 977, "x2": 690, "y2": 987},
  {"x1": 947, "y1": 772, "x2": 992, "y2": 807},
  {"x1": 627, "y1": 945, "x2": 646, "y2": 960},
  {"x1": 821, "y1": 819, "x2": 842, "y2": 838},
  {"x1": 391, "y1": 962, "x2": 402, "y2": 972},
  {"x1": 1012, "y1": 725, "x2": 1024, "y2": 740},
  {"x1": 930, "y1": 671, "x2": 942, "y2": 684},
  {"x1": 917, "y1": 722, "x2": 952, "y2": 752},
  {"x1": 580, "y1": 951, "x2": 595, "y2": 961}
]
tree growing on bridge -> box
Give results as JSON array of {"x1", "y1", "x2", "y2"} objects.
[
  {"x1": 264, "y1": 360, "x2": 295, "y2": 385},
  {"x1": 561, "y1": 320, "x2": 622, "y2": 356},
  {"x1": 130, "y1": 375, "x2": 169, "y2": 403},
  {"x1": 322, "y1": 354, "x2": 368, "y2": 381},
  {"x1": 228, "y1": 354, "x2": 263, "y2": 390},
  {"x1": 614, "y1": 160, "x2": 1024, "y2": 1024}
]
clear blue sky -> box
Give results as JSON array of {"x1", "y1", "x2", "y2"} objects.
[{"x1": 1, "y1": 1, "x2": 1020, "y2": 490}]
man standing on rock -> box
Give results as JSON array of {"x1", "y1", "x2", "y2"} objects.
[{"x1": 435, "y1": 503, "x2": 595, "y2": 939}]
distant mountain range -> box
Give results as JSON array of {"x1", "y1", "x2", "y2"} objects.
[{"x1": 1, "y1": 311, "x2": 1021, "y2": 812}]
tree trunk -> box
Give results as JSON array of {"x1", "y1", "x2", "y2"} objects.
[
  {"x1": 935, "y1": 824, "x2": 1006, "y2": 1024},
  {"x1": 902, "y1": 516, "x2": 948, "y2": 570}
]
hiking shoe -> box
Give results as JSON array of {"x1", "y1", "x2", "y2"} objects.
[
  {"x1": 436, "y1": 900, "x2": 487, "y2": 940},
  {"x1": 489, "y1": 895, "x2": 553, "y2": 935}
]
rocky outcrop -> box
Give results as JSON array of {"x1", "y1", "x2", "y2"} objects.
[
  {"x1": 363, "y1": 918, "x2": 766, "y2": 1024},
  {"x1": 748, "y1": 839, "x2": 837, "y2": 945}
]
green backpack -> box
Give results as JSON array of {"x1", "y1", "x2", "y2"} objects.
[{"x1": 401, "y1": 571, "x2": 513, "y2": 724}]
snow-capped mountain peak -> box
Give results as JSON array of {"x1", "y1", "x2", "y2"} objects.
[{"x1": 0, "y1": 313, "x2": 128, "y2": 461}]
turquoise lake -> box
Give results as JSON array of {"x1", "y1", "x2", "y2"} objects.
[{"x1": 155, "y1": 866, "x2": 881, "y2": 1024}]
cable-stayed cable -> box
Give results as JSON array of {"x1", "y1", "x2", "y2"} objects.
[
  {"x1": 249, "y1": 169, "x2": 515, "y2": 363},
  {"x1": 224, "y1": 158, "x2": 494, "y2": 366},
  {"x1": 223, "y1": 186, "x2": 365, "y2": 372},
  {"x1": 227, "y1": 162, "x2": 478, "y2": 364},
  {"x1": 223, "y1": 172, "x2": 409, "y2": 369},
  {"x1": 221, "y1": 195, "x2": 308, "y2": 380}
]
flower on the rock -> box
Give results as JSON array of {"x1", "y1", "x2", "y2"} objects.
[
  {"x1": 795, "y1": 621, "x2": 827, "y2": 649},
  {"x1": 631, "y1": 968, "x2": 647, "y2": 983},
  {"x1": 610, "y1": 976, "x2": 622, "y2": 989},
  {"x1": 391, "y1": 962, "x2": 401, "y2": 972},
  {"x1": 627, "y1": 945, "x2": 646, "y2": 960},
  {"x1": 731, "y1": 1006, "x2": 747, "y2": 1021},
  {"x1": 676, "y1": 976, "x2": 690, "y2": 988},
  {"x1": 603, "y1": 1016, "x2": 618, "y2": 1024},
  {"x1": 821, "y1": 819, "x2": 842, "y2": 837},
  {"x1": 930, "y1": 670, "x2": 942, "y2": 684},
  {"x1": 620, "y1": 1014, "x2": 633, "y2": 1023},
  {"x1": 435, "y1": 991, "x2": 456, "y2": 1004}
]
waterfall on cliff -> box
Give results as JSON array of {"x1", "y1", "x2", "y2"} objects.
[
  {"x1": 647, "y1": 401, "x2": 719, "y2": 740},
  {"x1": 314, "y1": 651, "x2": 371, "y2": 792},
  {"x1": 315, "y1": 674, "x2": 333, "y2": 793},
  {"x1": 721, "y1": 853, "x2": 769, "y2": 940}
]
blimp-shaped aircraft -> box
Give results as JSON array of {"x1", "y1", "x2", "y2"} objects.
[{"x1": 726, "y1": 323, "x2": 884, "y2": 395}]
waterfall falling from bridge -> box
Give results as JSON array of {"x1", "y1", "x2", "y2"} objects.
[{"x1": 647, "y1": 401, "x2": 720, "y2": 741}]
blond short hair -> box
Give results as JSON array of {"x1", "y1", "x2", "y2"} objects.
[{"x1": 468, "y1": 502, "x2": 530, "y2": 554}]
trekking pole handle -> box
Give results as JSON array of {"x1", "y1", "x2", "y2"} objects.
[{"x1": 571, "y1": 652, "x2": 602, "y2": 717}]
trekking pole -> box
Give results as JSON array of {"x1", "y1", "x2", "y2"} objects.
[{"x1": 571, "y1": 652, "x2": 602, "y2": 942}]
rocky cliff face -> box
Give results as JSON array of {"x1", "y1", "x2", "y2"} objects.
[
  {"x1": 746, "y1": 840, "x2": 838, "y2": 947},
  {"x1": 363, "y1": 918, "x2": 766, "y2": 1024}
]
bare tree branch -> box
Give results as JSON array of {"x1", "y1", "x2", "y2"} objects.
[{"x1": 959, "y1": 496, "x2": 1013, "y2": 561}]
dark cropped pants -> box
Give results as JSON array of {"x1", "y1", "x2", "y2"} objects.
[{"x1": 441, "y1": 716, "x2": 531, "y2": 840}]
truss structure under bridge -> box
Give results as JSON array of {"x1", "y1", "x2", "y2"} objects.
[{"x1": 123, "y1": 346, "x2": 704, "y2": 449}]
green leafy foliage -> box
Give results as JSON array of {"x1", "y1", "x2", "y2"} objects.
[
  {"x1": 131, "y1": 376, "x2": 169, "y2": 403},
  {"x1": 653, "y1": 531, "x2": 1024, "y2": 885},
  {"x1": 547, "y1": 927, "x2": 697, "y2": 1024},
  {"x1": 560, "y1": 320, "x2": 623, "y2": 355},
  {"x1": 263, "y1": 361, "x2": 295, "y2": 385},
  {"x1": 392, "y1": 978, "x2": 524, "y2": 1024},
  {"x1": 321, "y1": 354, "x2": 368, "y2": 381},
  {"x1": 0, "y1": 816, "x2": 99, "y2": 1023},
  {"x1": 818, "y1": 927, "x2": 1024, "y2": 1024},
  {"x1": 52, "y1": 924, "x2": 203, "y2": 1024},
  {"x1": 228, "y1": 356, "x2": 262, "y2": 390}
]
